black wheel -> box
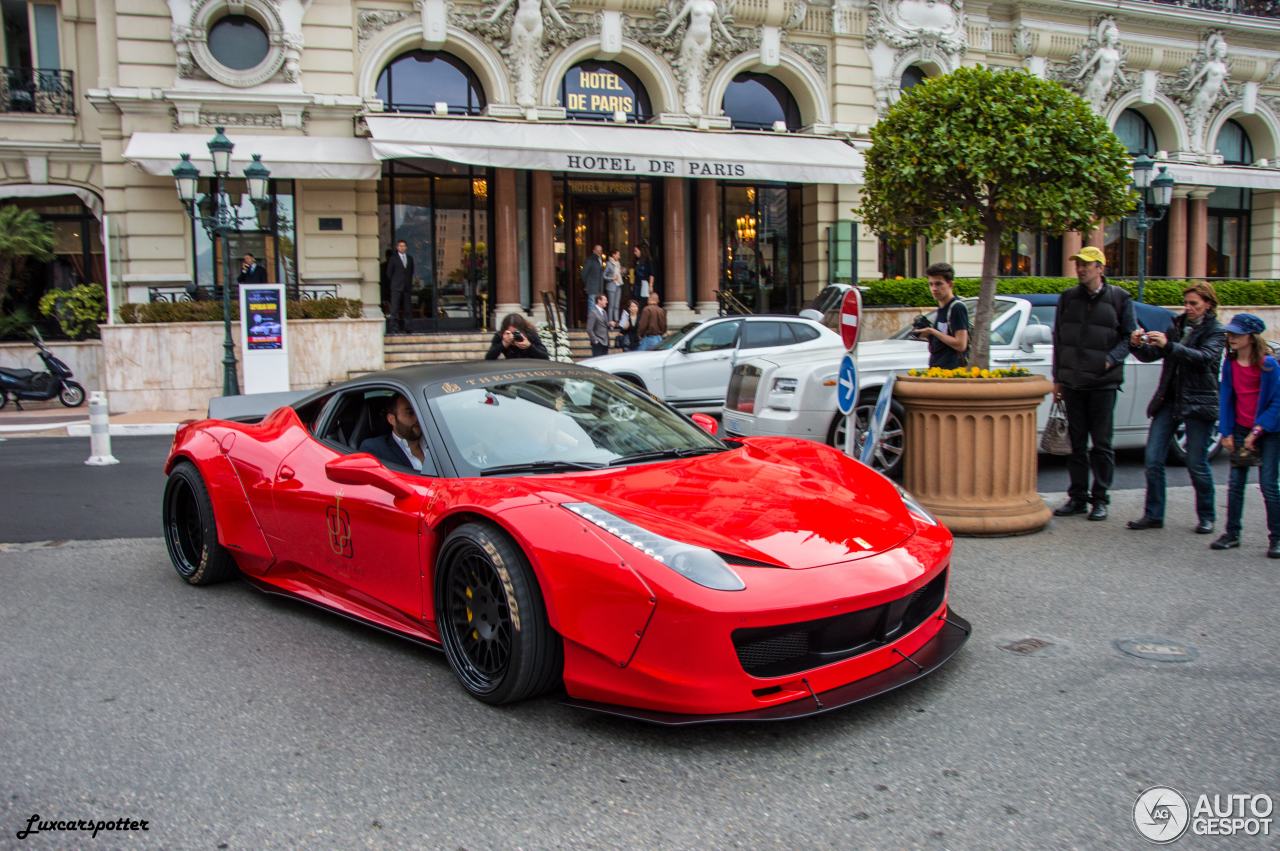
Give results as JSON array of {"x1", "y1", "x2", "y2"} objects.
[
  {"x1": 435, "y1": 522, "x2": 562, "y2": 705},
  {"x1": 162, "y1": 461, "x2": 238, "y2": 585},
  {"x1": 830, "y1": 396, "x2": 906, "y2": 478},
  {"x1": 58, "y1": 381, "x2": 85, "y2": 407},
  {"x1": 1168, "y1": 422, "x2": 1223, "y2": 466}
]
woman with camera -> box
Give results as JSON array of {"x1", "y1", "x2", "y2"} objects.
[
  {"x1": 485, "y1": 313, "x2": 550, "y2": 360},
  {"x1": 1125, "y1": 283, "x2": 1225, "y2": 534},
  {"x1": 1213, "y1": 313, "x2": 1280, "y2": 557}
]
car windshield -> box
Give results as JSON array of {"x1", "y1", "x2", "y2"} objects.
[
  {"x1": 652, "y1": 322, "x2": 702, "y2": 351},
  {"x1": 890, "y1": 297, "x2": 1019, "y2": 340},
  {"x1": 425, "y1": 370, "x2": 725, "y2": 476}
]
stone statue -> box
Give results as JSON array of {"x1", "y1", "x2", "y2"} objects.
[
  {"x1": 486, "y1": 0, "x2": 569, "y2": 108},
  {"x1": 1073, "y1": 19, "x2": 1123, "y2": 114},
  {"x1": 1184, "y1": 33, "x2": 1232, "y2": 150},
  {"x1": 661, "y1": 0, "x2": 736, "y2": 116},
  {"x1": 172, "y1": 24, "x2": 195, "y2": 78}
]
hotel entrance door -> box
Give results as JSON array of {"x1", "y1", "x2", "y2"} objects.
[{"x1": 556, "y1": 177, "x2": 653, "y2": 327}]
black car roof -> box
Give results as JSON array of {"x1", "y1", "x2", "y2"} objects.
[{"x1": 1003, "y1": 290, "x2": 1174, "y2": 331}]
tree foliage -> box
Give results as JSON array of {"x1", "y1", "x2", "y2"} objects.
[
  {"x1": 854, "y1": 66, "x2": 1135, "y2": 367},
  {"x1": 0, "y1": 205, "x2": 55, "y2": 302}
]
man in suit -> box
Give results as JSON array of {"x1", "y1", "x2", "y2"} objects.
[
  {"x1": 358, "y1": 394, "x2": 436, "y2": 475},
  {"x1": 237, "y1": 253, "x2": 268, "y2": 285},
  {"x1": 580, "y1": 244, "x2": 604, "y2": 318},
  {"x1": 587, "y1": 293, "x2": 611, "y2": 358},
  {"x1": 386, "y1": 239, "x2": 415, "y2": 334}
]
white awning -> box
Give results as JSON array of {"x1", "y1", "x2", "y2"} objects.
[
  {"x1": 1161, "y1": 162, "x2": 1280, "y2": 191},
  {"x1": 123, "y1": 133, "x2": 380, "y2": 181},
  {"x1": 0, "y1": 183, "x2": 102, "y2": 218},
  {"x1": 365, "y1": 115, "x2": 864, "y2": 185}
]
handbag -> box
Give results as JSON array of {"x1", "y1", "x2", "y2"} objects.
[
  {"x1": 1040, "y1": 400, "x2": 1072, "y2": 455},
  {"x1": 1229, "y1": 444, "x2": 1261, "y2": 468}
]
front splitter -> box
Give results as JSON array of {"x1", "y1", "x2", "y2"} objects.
[{"x1": 563, "y1": 610, "x2": 971, "y2": 726}]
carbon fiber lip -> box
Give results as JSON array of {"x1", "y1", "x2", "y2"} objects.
[{"x1": 562, "y1": 610, "x2": 971, "y2": 726}]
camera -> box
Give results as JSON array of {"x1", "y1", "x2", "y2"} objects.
[
  {"x1": 911, "y1": 315, "x2": 933, "y2": 332},
  {"x1": 1140, "y1": 333, "x2": 1150, "y2": 345},
  {"x1": 511, "y1": 330, "x2": 525, "y2": 343}
]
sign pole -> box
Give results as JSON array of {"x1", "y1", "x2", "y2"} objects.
[{"x1": 837, "y1": 288, "x2": 863, "y2": 458}]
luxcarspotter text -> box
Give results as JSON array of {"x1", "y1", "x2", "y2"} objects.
[{"x1": 16, "y1": 813, "x2": 150, "y2": 840}]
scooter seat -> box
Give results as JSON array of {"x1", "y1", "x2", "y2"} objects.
[{"x1": 0, "y1": 367, "x2": 35, "y2": 380}]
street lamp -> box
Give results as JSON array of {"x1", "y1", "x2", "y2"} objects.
[
  {"x1": 1126, "y1": 153, "x2": 1175, "y2": 304},
  {"x1": 170, "y1": 128, "x2": 272, "y2": 397}
]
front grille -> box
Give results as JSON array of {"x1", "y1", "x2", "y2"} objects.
[
  {"x1": 725, "y1": 364, "x2": 761, "y2": 413},
  {"x1": 732, "y1": 569, "x2": 948, "y2": 678}
]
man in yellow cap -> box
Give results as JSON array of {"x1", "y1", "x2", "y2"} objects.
[{"x1": 1051, "y1": 245, "x2": 1137, "y2": 522}]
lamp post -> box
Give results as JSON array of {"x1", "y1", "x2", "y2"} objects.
[
  {"x1": 170, "y1": 128, "x2": 272, "y2": 397},
  {"x1": 1127, "y1": 154, "x2": 1175, "y2": 304}
]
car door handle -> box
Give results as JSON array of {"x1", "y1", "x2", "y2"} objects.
[{"x1": 278, "y1": 465, "x2": 295, "y2": 482}]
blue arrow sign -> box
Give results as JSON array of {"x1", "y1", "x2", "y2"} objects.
[{"x1": 837, "y1": 353, "x2": 858, "y2": 416}]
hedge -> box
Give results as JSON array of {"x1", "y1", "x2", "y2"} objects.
[
  {"x1": 861, "y1": 277, "x2": 1280, "y2": 308},
  {"x1": 118, "y1": 297, "x2": 364, "y2": 324}
]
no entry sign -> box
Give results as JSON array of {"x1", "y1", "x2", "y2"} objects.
[{"x1": 840, "y1": 288, "x2": 862, "y2": 351}]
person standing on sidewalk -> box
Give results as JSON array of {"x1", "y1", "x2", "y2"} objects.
[
  {"x1": 587, "y1": 294, "x2": 611, "y2": 358},
  {"x1": 636, "y1": 291, "x2": 667, "y2": 351},
  {"x1": 1125, "y1": 283, "x2": 1225, "y2": 533},
  {"x1": 1212, "y1": 314, "x2": 1280, "y2": 558},
  {"x1": 912, "y1": 262, "x2": 969, "y2": 369},
  {"x1": 1051, "y1": 246, "x2": 1136, "y2": 522}
]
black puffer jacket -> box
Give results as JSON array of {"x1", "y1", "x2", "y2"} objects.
[
  {"x1": 1131, "y1": 312, "x2": 1225, "y2": 421},
  {"x1": 1053, "y1": 281, "x2": 1136, "y2": 390}
]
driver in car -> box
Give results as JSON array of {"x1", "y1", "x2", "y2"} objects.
[{"x1": 359, "y1": 394, "x2": 435, "y2": 475}]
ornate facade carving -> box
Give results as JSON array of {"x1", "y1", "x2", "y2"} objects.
[
  {"x1": 357, "y1": 9, "x2": 411, "y2": 52},
  {"x1": 1053, "y1": 17, "x2": 1128, "y2": 115},
  {"x1": 454, "y1": 0, "x2": 582, "y2": 109},
  {"x1": 168, "y1": 0, "x2": 307, "y2": 88},
  {"x1": 790, "y1": 43, "x2": 828, "y2": 83},
  {"x1": 170, "y1": 109, "x2": 309, "y2": 131},
  {"x1": 864, "y1": 0, "x2": 967, "y2": 115},
  {"x1": 630, "y1": 0, "x2": 744, "y2": 116},
  {"x1": 1173, "y1": 31, "x2": 1232, "y2": 153}
]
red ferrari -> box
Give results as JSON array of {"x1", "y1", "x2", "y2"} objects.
[{"x1": 162, "y1": 362, "x2": 968, "y2": 723}]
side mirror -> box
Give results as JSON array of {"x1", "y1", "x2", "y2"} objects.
[
  {"x1": 1019, "y1": 324, "x2": 1052, "y2": 352},
  {"x1": 690, "y1": 413, "x2": 719, "y2": 435},
  {"x1": 325, "y1": 453, "x2": 417, "y2": 500}
]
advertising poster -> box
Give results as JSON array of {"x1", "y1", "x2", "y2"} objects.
[{"x1": 245, "y1": 288, "x2": 283, "y2": 351}]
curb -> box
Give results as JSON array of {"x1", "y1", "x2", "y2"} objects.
[
  {"x1": 65, "y1": 423, "x2": 179, "y2": 437},
  {"x1": 0, "y1": 420, "x2": 89, "y2": 434}
]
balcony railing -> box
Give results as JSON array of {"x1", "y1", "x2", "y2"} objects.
[
  {"x1": 0, "y1": 67, "x2": 75, "y2": 116},
  {"x1": 1150, "y1": 0, "x2": 1279, "y2": 16}
]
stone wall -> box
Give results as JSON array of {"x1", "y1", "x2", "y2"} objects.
[
  {"x1": 97, "y1": 318, "x2": 385, "y2": 413},
  {"x1": 0, "y1": 341, "x2": 105, "y2": 392}
]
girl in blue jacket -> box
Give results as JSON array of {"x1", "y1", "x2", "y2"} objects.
[{"x1": 1214, "y1": 313, "x2": 1280, "y2": 558}]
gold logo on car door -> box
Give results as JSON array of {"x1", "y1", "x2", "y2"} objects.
[{"x1": 326, "y1": 490, "x2": 354, "y2": 558}]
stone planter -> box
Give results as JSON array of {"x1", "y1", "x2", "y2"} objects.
[{"x1": 894, "y1": 375, "x2": 1053, "y2": 536}]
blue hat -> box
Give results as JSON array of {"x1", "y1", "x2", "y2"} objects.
[{"x1": 1224, "y1": 313, "x2": 1266, "y2": 335}]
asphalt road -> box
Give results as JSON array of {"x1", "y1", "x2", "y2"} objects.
[
  {"x1": 0, "y1": 435, "x2": 1233, "y2": 542},
  {"x1": 2, "y1": 484, "x2": 1277, "y2": 848}
]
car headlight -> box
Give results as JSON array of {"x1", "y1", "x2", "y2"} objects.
[
  {"x1": 563, "y1": 502, "x2": 746, "y2": 591},
  {"x1": 896, "y1": 488, "x2": 938, "y2": 526},
  {"x1": 771, "y1": 378, "x2": 797, "y2": 394}
]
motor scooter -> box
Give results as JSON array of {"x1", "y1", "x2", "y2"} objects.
[{"x1": 0, "y1": 329, "x2": 86, "y2": 410}]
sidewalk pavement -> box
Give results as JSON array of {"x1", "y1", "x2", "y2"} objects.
[{"x1": 0, "y1": 400, "x2": 199, "y2": 438}]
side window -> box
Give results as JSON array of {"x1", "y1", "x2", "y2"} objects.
[
  {"x1": 1028, "y1": 306, "x2": 1055, "y2": 327},
  {"x1": 294, "y1": 393, "x2": 333, "y2": 434},
  {"x1": 319, "y1": 387, "x2": 398, "y2": 451},
  {"x1": 740, "y1": 321, "x2": 787, "y2": 349},
  {"x1": 687, "y1": 320, "x2": 740, "y2": 353},
  {"x1": 790, "y1": 323, "x2": 821, "y2": 343},
  {"x1": 990, "y1": 310, "x2": 1020, "y2": 347}
]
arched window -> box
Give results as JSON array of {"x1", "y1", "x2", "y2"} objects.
[
  {"x1": 1115, "y1": 109, "x2": 1157, "y2": 156},
  {"x1": 721, "y1": 73, "x2": 800, "y2": 131},
  {"x1": 560, "y1": 61, "x2": 652, "y2": 122},
  {"x1": 1216, "y1": 119, "x2": 1254, "y2": 165},
  {"x1": 375, "y1": 51, "x2": 487, "y2": 115},
  {"x1": 900, "y1": 66, "x2": 927, "y2": 92}
]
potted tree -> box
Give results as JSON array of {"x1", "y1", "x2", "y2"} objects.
[{"x1": 854, "y1": 67, "x2": 1134, "y2": 534}]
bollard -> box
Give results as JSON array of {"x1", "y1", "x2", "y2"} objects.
[{"x1": 85, "y1": 391, "x2": 119, "y2": 466}]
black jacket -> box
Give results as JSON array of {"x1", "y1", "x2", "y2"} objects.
[
  {"x1": 485, "y1": 329, "x2": 549, "y2": 360},
  {"x1": 386, "y1": 253, "x2": 415, "y2": 290},
  {"x1": 358, "y1": 432, "x2": 437, "y2": 475},
  {"x1": 237, "y1": 263, "x2": 267, "y2": 284},
  {"x1": 1052, "y1": 281, "x2": 1136, "y2": 390},
  {"x1": 1131, "y1": 312, "x2": 1225, "y2": 421}
]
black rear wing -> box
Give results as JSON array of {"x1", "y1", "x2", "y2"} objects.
[{"x1": 207, "y1": 390, "x2": 312, "y2": 424}]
